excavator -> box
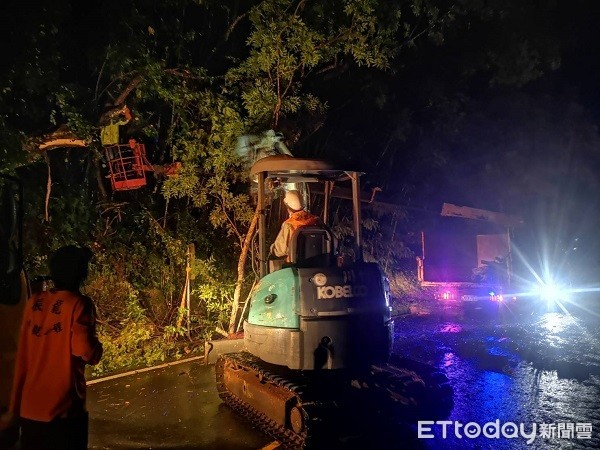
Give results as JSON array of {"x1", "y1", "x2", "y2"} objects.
[{"x1": 209, "y1": 155, "x2": 453, "y2": 448}]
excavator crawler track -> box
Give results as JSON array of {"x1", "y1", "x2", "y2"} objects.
[
  {"x1": 215, "y1": 352, "x2": 323, "y2": 449},
  {"x1": 216, "y1": 352, "x2": 453, "y2": 449}
]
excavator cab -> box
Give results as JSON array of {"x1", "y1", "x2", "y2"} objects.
[{"x1": 243, "y1": 155, "x2": 393, "y2": 370}]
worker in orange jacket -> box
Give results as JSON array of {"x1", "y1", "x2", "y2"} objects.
[
  {"x1": 0, "y1": 246, "x2": 102, "y2": 450},
  {"x1": 270, "y1": 190, "x2": 321, "y2": 259}
]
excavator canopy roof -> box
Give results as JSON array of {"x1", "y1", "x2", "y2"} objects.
[{"x1": 250, "y1": 155, "x2": 361, "y2": 182}]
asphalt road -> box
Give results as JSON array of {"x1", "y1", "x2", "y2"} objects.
[
  {"x1": 88, "y1": 296, "x2": 600, "y2": 450},
  {"x1": 393, "y1": 297, "x2": 600, "y2": 450},
  {"x1": 88, "y1": 360, "x2": 271, "y2": 450}
]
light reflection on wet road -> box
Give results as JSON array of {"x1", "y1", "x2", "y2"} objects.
[
  {"x1": 395, "y1": 300, "x2": 600, "y2": 449},
  {"x1": 88, "y1": 298, "x2": 599, "y2": 449}
]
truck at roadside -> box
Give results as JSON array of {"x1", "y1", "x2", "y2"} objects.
[{"x1": 417, "y1": 203, "x2": 522, "y2": 308}]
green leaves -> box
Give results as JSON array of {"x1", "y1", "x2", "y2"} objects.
[
  {"x1": 228, "y1": 0, "x2": 410, "y2": 127},
  {"x1": 2, "y1": 0, "x2": 577, "y2": 375}
]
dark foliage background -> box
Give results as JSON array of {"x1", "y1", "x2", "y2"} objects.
[{"x1": 1, "y1": 0, "x2": 598, "y2": 373}]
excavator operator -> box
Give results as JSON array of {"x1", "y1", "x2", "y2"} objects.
[{"x1": 270, "y1": 190, "x2": 321, "y2": 260}]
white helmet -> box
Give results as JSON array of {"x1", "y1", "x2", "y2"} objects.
[{"x1": 284, "y1": 190, "x2": 304, "y2": 211}]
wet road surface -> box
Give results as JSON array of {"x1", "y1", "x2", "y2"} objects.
[
  {"x1": 88, "y1": 360, "x2": 271, "y2": 450},
  {"x1": 88, "y1": 297, "x2": 600, "y2": 449},
  {"x1": 394, "y1": 298, "x2": 600, "y2": 449}
]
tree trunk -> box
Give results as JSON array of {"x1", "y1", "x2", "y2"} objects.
[{"x1": 228, "y1": 205, "x2": 259, "y2": 334}]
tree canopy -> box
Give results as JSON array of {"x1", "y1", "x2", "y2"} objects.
[{"x1": 1, "y1": 0, "x2": 598, "y2": 370}]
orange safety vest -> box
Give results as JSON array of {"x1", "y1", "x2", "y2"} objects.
[
  {"x1": 10, "y1": 289, "x2": 102, "y2": 422},
  {"x1": 282, "y1": 211, "x2": 321, "y2": 261},
  {"x1": 284, "y1": 211, "x2": 320, "y2": 233}
]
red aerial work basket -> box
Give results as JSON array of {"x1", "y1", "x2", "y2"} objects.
[{"x1": 104, "y1": 143, "x2": 154, "y2": 191}]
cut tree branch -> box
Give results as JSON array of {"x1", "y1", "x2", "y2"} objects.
[
  {"x1": 44, "y1": 152, "x2": 51, "y2": 222},
  {"x1": 225, "y1": 12, "x2": 249, "y2": 41}
]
